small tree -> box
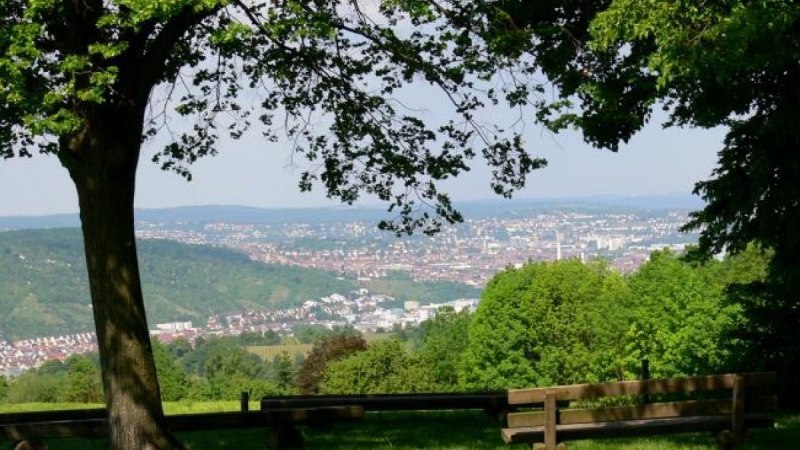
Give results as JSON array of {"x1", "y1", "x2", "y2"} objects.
[
  {"x1": 320, "y1": 339, "x2": 436, "y2": 394},
  {"x1": 268, "y1": 351, "x2": 296, "y2": 392},
  {"x1": 64, "y1": 354, "x2": 104, "y2": 403},
  {"x1": 417, "y1": 307, "x2": 472, "y2": 391},
  {"x1": 295, "y1": 333, "x2": 366, "y2": 394},
  {"x1": 6, "y1": 370, "x2": 64, "y2": 403},
  {"x1": 152, "y1": 340, "x2": 190, "y2": 401},
  {"x1": 0, "y1": 375, "x2": 8, "y2": 403}
]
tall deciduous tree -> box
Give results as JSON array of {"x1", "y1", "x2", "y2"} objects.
[
  {"x1": 0, "y1": 1, "x2": 542, "y2": 447},
  {"x1": 522, "y1": 0, "x2": 799, "y2": 397}
]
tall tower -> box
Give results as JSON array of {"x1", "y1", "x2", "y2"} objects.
[{"x1": 556, "y1": 230, "x2": 562, "y2": 261}]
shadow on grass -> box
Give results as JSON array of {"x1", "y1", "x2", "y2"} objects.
[{"x1": 303, "y1": 411, "x2": 510, "y2": 450}]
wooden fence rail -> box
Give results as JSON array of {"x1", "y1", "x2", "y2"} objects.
[
  {"x1": 1, "y1": 406, "x2": 363, "y2": 449},
  {"x1": 260, "y1": 392, "x2": 509, "y2": 413}
]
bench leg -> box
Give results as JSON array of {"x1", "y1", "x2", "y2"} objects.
[
  {"x1": 716, "y1": 430, "x2": 739, "y2": 450},
  {"x1": 266, "y1": 426, "x2": 304, "y2": 449},
  {"x1": 533, "y1": 443, "x2": 566, "y2": 450}
]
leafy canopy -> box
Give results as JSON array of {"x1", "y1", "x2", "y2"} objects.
[
  {"x1": 527, "y1": 0, "x2": 800, "y2": 266},
  {"x1": 541, "y1": 0, "x2": 800, "y2": 390},
  {"x1": 0, "y1": 0, "x2": 549, "y2": 234},
  {"x1": 320, "y1": 338, "x2": 437, "y2": 394},
  {"x1": 461, "y1": 259, "x2": 632, "y2": 390}
]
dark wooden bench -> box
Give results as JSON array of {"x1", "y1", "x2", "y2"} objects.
[
  {"x1": 1, "y1": 406, "x2": 363, "y2": 449},
  {"x1": 502, "y1": 372, "x2": 777, "y2": 450}
]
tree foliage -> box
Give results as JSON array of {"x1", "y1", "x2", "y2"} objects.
[
  {"x1": 320, "y1": 339, "x2": 437, "y2": 394},
  {"x1": 497, "y1": 0, "x2": 800, "y2": 398},
  {"x1": 578, "y1": 1, "x2": 800, "y2": 267},
  {"x1": 626, "y1": 250, "x2": 740, "y2": 378},
  {"x1": 461, "y1": 260, "x2": 632, "y2": 390},
  {"x1": 0, "y1": 375, "x2": 8, "y2": 403},
  {"x1": 0, "y1": 0, "x2": 542, "y2": 235},
  {"x1": 152, "y1": 340, "x2": 190, "y2": 402},
  {"x1": 295, "y1": 333, "x2": 366, "y2": 394},
  {"x1": 416, "y1": 306, "x2": 472, "y2": 391},
  {"x1": 63, "y1": 354, "x2": 104, "y2": 403},
  {"x1": 293, "y1": 324, "x2": 358, "y2": 345},
  {"x1": 461, "y1": 252, "x2": 775, "y2": 390}
]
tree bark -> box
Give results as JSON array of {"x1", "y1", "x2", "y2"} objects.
[{"x1": 63, "y1": 107, "x2": 183, "y2": 450}]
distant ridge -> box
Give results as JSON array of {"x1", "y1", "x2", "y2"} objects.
[
  {"x1": 0, "y1": 213, "x2": 80, "y2": 230},
  {"x1": 0, "y1": 194, "x2": 702, "y2": 230}
]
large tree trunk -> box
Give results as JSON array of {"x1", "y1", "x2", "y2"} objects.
[{"x1": 62, "y1": 108, "x2": 182, "y2": 450}]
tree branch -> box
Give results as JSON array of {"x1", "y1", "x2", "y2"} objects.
[{"x1": 134, "y1": 4, "x2": 224, "y2": 102}]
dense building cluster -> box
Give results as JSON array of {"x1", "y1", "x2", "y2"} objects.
[
  {"x1": 137, "y1": 209, "x2": 697, "y2": 286},
  {"x1": 0, "y1": 332, "x2": 96, "y2": 376},
  {"x1": 1, "y1": 291, "x2": 476, "y2": 376}
]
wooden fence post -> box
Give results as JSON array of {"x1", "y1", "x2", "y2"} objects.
[
  {"x1": 732, "y1": 375, "x2": 746, "y2": 444},
  {"x1": 241, "y1": 391, "x2": 250, "y2": 412},
  {"x1": 544, "y1": 390, "x2": 557, "y2": 450},
  {"x1": 640, "y1": 359, "x2": 650, "y2": 404}
]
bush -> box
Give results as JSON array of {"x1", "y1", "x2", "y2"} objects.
[{"x1": 320, "y1": 339, "x2": 437, "y2": 394}]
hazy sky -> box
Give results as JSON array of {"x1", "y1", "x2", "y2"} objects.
[{"x1": 0, "y1": 89, "x2": 724, "y2": 217}]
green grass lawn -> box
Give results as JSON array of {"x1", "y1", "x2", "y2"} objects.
[
  {"x1": 2, "y1": 406, "x2": 797, "y2": 449},
  {"x1": 0, "y1": 401, "x2": 256, "y2": 415}
]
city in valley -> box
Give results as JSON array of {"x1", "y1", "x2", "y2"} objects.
[{"x1": 0, "y1": 200, "x2": 700, "y2": 376}]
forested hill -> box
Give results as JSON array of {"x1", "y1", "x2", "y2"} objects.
[{"x1": 0, "y1": 228, "x2": 361, "y2": 339}]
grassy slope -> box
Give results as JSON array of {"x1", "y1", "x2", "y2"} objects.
[
  {"x1": 2, "y1": 406, "x2": 795, "y2": 450},
  {"x1": 0, "y1": 229, "x2": 357, "y2": 338}
]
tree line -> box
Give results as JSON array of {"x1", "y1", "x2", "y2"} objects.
[
  {"x1": 0, "y1": 246, "x2": 773, "y2": 403},
  {"x1": 315, "y1": 247, "x2": 773, "y2": 393}
]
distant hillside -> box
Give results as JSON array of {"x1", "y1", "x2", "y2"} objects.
[
  {"x1": 0, "y1": 229, "x2": 355, "y2": 339},
  {"x1": 0, "y1": 194, "x2": 702, "y2": 230},
  {"x1": 0, "y1": 229, "x2": 481, "y2": 340}
]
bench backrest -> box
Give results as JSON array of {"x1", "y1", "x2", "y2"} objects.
[{"x1": 507, "y1": 372, "x2": 776, "y2": 428}]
